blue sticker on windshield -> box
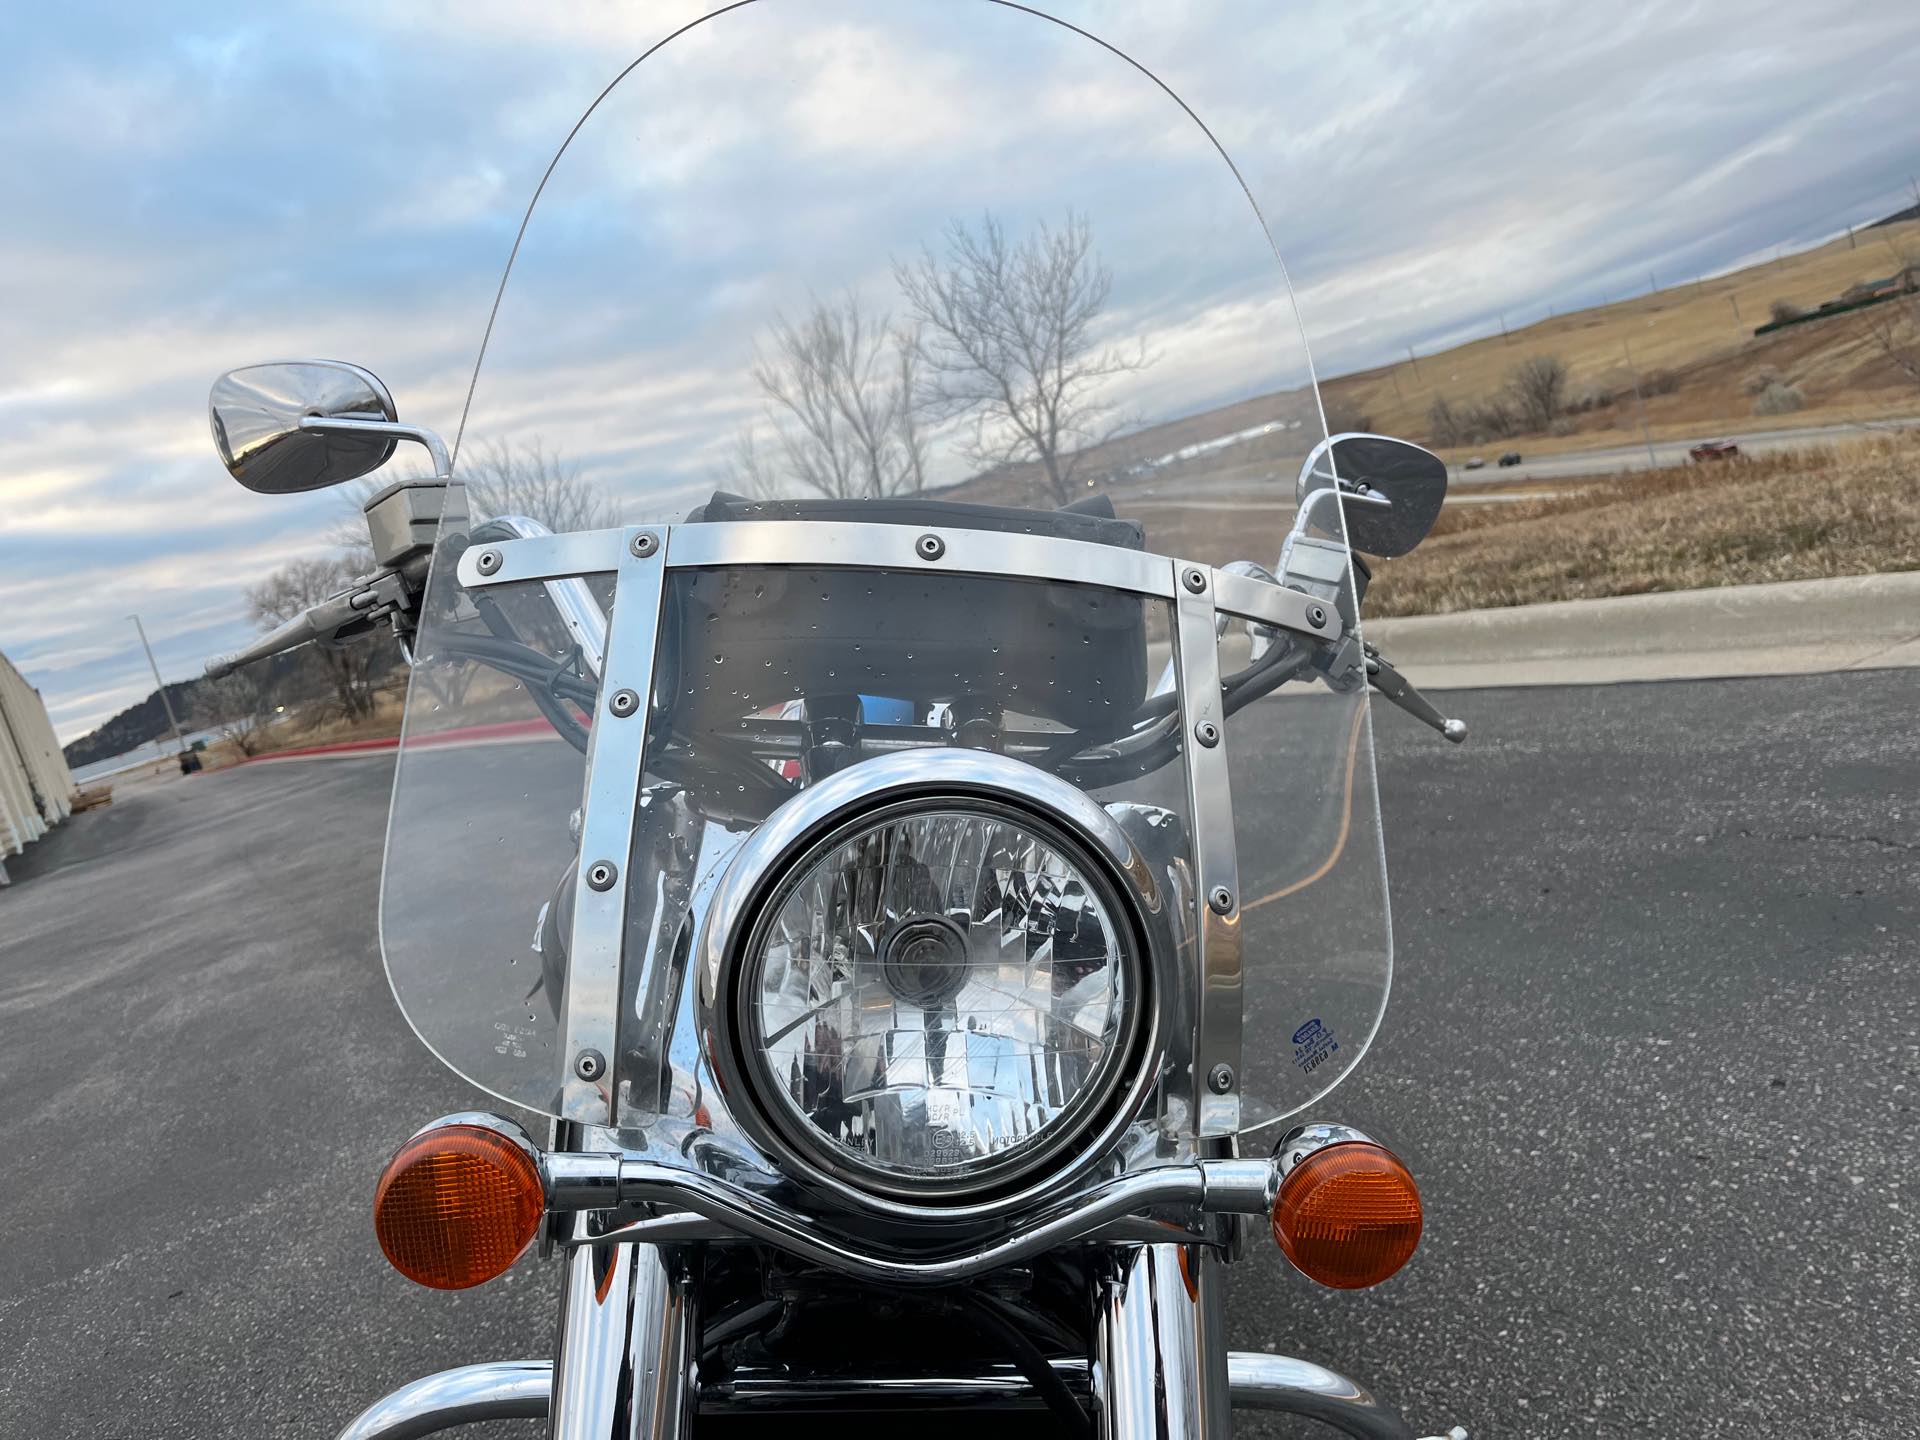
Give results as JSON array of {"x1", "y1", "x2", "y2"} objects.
[{"x1": 1291, "y1": 1018, "x2": 1340, "y2": 1076}]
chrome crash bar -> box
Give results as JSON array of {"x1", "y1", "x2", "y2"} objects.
[{"x1": 334, "y1": 1353, "x2": 1459, "y2": 1440}]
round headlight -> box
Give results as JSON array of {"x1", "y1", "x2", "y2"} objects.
[{"x1": 733, "y1": 798, "x2": 1143, "y2": 1201}]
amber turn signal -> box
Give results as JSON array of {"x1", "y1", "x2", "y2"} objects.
[
  {"x1": 1272, "y1": 1141, "x2": 1423, "y2": 1290},
  {"x1": 373, "y1": 1122, "x2": 546, "y2": 1290}
]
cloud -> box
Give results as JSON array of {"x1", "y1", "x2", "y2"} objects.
[{"x1": 6, "y1": 0, "x2": 1920, "y2": 743}]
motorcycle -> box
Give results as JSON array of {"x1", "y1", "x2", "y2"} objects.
[{"x1": 204, "y1": 5, "x2": 1469, "y2": 1436}]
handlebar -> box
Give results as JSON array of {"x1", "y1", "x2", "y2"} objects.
[{"x1": 205, "y1": 588, "x2": 373, "y2": 678}]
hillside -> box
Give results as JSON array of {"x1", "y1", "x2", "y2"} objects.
[
  {"x1": 1321, "y1": 217, "x2": 1920, "y2": 457},
  {"x1": 62, "y1": 642, "x2": 403, "y2": 770},
  {"x1": 937, "y1": 215, "x2": 1920, "y2": 514},
  {"x1": 62, "y1": 681, "x2": 206, "y2": 769}
]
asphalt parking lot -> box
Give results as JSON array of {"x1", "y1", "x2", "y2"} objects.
[{"x1": 2, "y1": 670, "x2": 1914, "y2": 1439}]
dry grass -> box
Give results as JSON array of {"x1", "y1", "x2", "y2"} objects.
[
  {"x1": 247, "y1": 683, "x2": 409, "y2": 756},
  {"x1": 1364, "y1": 433, "x2": 1920, "y2": 617},
  {"x1": 1324, "y1": 219, "x2": 1920, "y2": 455}
]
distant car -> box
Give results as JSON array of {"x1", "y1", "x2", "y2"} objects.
[
  {"x1": 1498, "y1": 451, "x2": 1522, "y2": 467},
  {"x1": 1690, "y1": 439, "x2": 1740, "y2": 462},
  {"x1": 1463, "y1": 456, "x2": 1487, "y2": 470}
]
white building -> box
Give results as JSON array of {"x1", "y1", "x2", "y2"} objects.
[{"x1": 0, "y1": 648, "x2": 75, "y2": 863}]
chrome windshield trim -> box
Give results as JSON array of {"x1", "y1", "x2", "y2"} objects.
[
  {"x1": 665, "y1": 519, "x2": 1177, "y2": 599},
  {"x1": 1173, "y1": 564, "x2": 1242, "y2": 1135},
  {"x1": 557, "y1": 537, "x2": 667, "y2": 1126},
  {"x1": 454, "y1": 522, "x2": 1342, "y2": 644},
  {"x1": 480, "y1": 514, "x2": 609, "y2": 677}
]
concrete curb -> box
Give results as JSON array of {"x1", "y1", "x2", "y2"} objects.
[{"x1": 1366, "y1": 571, "x2": 1920, "y2": 690}]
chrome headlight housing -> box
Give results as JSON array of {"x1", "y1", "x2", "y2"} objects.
[{"x1": 698, "y1": 750, "x2": 1159, "y2": 1212}]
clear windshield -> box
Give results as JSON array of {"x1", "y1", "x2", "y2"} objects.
[{"x1": 380, "y1": 0, "x2": 1388, "y2": 1144}]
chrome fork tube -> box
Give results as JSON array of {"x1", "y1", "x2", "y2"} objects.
[
  {"x1": 551, "y1": 1226, "x2": 634, "y2": 1437},
  {"x1": 549, "y1": 1219, "x2": 698, "y2": 1440},
  {"x1": 1095, "y1": 1245, "x2": 1231, "y2": 1440},
  {"x1": 627, "y1": 1248, "x2": 698, "y2": 1440}
]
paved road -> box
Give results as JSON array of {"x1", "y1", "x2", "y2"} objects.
[
  {"x1": 2, "y1": 672, "x2": 1914, "y2": 1438},
  {"x1": 1451, "y1": 415, "x2": 1920, "y2": 486}
]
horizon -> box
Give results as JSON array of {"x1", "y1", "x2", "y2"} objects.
[{"x1": 6, "y1": 0, "x2": 1919, "y2": 746}]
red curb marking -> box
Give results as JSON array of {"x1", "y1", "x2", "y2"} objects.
[{"x1": 246, "y1": 717, "x2": 560, "y2": 764}]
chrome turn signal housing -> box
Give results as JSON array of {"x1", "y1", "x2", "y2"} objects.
[
  {"x1": 1271, "y1": 1124, "x2": 1423, "y2": 1289},
  {"x1": 373, "y1": 1114, "x2": 547, "y2": 1290}
]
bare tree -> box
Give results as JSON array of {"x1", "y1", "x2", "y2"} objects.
[
  {"x1": 1768, "y1": 298, "x2": 1804, "y2": 325},
  {"x1": 1324, "y1": 401, "x2": 1374, "y2": 435},
  {"x1": 737, "y1": 294, "x2": 927, "y2": 500},
  {"x1": 896, "y1": 211, "x2": 1149, "y2": 506},
  {"x1": 722, "y1": 425, "x2": 782, "y2": 501},
  {"x1": 1427, "y1": 396, "x2": 1464, "y2": 447},
  {"x1": 892, "y1": 325, "x2": 929, "y2": 495},
  {"x1": 247, "y1": 557, "x2": 383, "y2": 721},
  {"x1": 192, "y1": 670, "x2": 275, "y2": 757},
  {"x1": 1505, "y1": 355, "x2": 1570, "y2": 432},
  {"x1": 1868, "y1": 295, "x2": 1920, "y2": 392},
  {"x1": 462, "y1": 438, "x2": 620, "y2": 531}
]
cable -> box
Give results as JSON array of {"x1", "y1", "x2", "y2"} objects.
[
  {"x1": 699, "y1": 1299, "x2": 784, "y2": 1360},
  {"x1": 947, "y1": 1292, "x2": 1093, "y2": 1440}
]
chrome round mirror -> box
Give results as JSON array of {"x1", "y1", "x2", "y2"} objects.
[
  {"x1": 209, "y1": 360, "x2": 399, "y2": 494},
  {"x1": 1295, "y1": 432, "x2": 1448, "y2": 558}
]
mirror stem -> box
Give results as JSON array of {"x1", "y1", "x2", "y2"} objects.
[{"x1": 300, "y1": 414, "x2": 451, "y2": 480}]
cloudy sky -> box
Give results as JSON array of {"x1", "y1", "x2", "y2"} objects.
[{"x1": 5, "y1": 0, "x2": 1918, "y2": 744}]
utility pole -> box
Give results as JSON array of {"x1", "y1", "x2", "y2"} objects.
[
  {"x1": 1729, "y1": 292, "x2": 1743, "y2": 330},
  {"x1": 1621, "y1": 339, "x2": 1660, "y2": 472},
  {"x1": 1499, "y1": 311, "x2": 1510, "y2": 344},
  {"x1": 130, "y1": 615, "x2": 187, "y2": 757},
  {"x1": 1406, "y1": 344, "x2": 1421, "y2": 378}
]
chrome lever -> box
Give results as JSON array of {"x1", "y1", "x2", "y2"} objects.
[{"x1": 1364, "y1": 644, "x2": 1466, "y2": 743}]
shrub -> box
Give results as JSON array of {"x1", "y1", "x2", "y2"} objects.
[
  {"x1": 1462, "y1": 397, "x2": 1520, "y2": 441},
  {"x1": 1743, "y1": 369, "x2": 1782, "y2": 396},
  {"x1": 1427, "y1": 396, "x2": 1464, "y2": 447},
  {"x1": 1505, "y1": 354, "x2": 1570, "y2": 431},
  {"x1": 1769, "y1": 299, "x2": 1804, "y2": 324},
  {"x1": 1752, "y1": 381, "x2": 1806, "y2": 416}
]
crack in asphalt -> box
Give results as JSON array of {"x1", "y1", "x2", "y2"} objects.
[{"x1": 1775, "y1": 830, "x2": 1917, "y2": 852}]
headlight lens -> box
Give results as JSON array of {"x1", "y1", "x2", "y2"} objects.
[{"x1": 740, "y1": 801, "x2": 1140, "y2": 1198}]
